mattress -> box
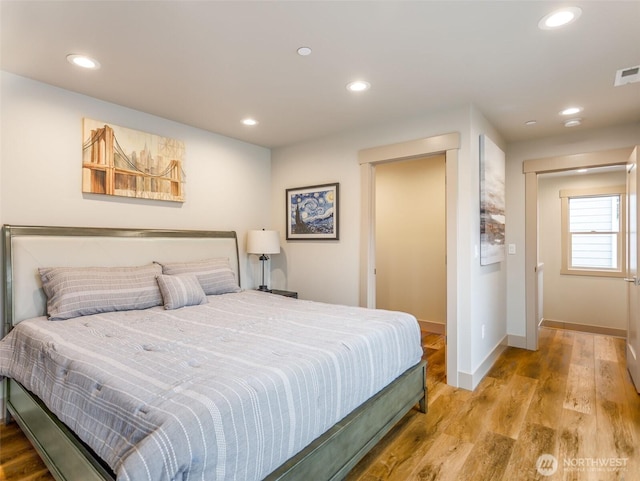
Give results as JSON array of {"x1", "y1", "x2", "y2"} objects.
[{"x1": 0, "y1": 290, "x2": 422, "y2": 481}]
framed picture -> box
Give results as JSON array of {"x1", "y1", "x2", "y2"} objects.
[
  {"x1": 82, "y1": 118, "x2": 185, "y2": 202},
  {"x1": 479, "y1": 134, "x2": 505, "y2": 265},
  {"x1": 286, "y1": 183, "x2": 339, "y2": 240}
]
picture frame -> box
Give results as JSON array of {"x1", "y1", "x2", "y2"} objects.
[
  {"x1": 82, "y1": 118, "x2": 185, "y2": 202},
  {"x1": 286, "y1": 183, "x2": 339, "y2": 240},
  {"x1": 479, "y1": 134, "x2": 506, "y2": 265}
]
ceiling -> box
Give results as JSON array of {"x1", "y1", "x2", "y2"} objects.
[{"x1": 2, "y1": 1, "x2": 639, "y2": 149}]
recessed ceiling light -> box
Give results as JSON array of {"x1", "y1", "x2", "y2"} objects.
[
  {"x1": 241, "y1": 118, "x2": 258, "y2": 126},
  {"x1": 560, "y1": 107, "x2": 582, "y2": 116},
  {"x1": 346, "y1": 80, "x2": 371, "y2": 92},
  {"x1": 66, "y1": 54, "x2": 100, "y2": 70},
  {"x1": 524, "y1": 120, "x2": 537, "y2": 126},
  {"x1": 297, "y1": 47, "x2": 312, "y2": 56},
  {"x1": 538, "y1": 7, "x2": 582, "y2": 30},
  {"x1": 564, "y1": 118, "x2": 582, "y2": 127}
]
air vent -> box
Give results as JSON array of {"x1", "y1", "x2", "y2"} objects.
[{"x1": 614, "y1": 65, "x2": 640, "y2": 86}]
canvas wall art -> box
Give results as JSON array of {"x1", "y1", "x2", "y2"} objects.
[
  {"x1": 480, "y1": 134, "x2": 505, "y2": 265},
  {"x1": 286, "y1": 183, "x2": 339, "y2": 240},
  {"x1": 82, "y1": 118, "x2": 185, "y2": 202}
]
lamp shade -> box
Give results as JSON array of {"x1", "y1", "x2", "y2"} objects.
[{"x1": 247, "y1": 230, "x2": 280, "y2": 255}]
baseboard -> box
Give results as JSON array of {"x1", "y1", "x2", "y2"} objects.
[
  {"x1": 417, "y1": 319, "x2": 446, "y2": 335},
  {"x1": 540, "y1": 319, "x2": 626, "y2": 338},
  {"x1": 507, "y1": 334, "x2": 527, "y2": 349},
  {"x1": 458, "y1": 335, "x2": 508, "y2": 391}
]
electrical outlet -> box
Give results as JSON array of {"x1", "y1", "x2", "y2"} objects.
[{"x1": 508, "y1": 244, "x2": 516, "y2": 255}]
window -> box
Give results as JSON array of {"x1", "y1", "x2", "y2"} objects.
[{"x1": 561, "y1": 186, "x2": 626, "y2": 277}]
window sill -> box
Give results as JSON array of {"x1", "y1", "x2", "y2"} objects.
[{"x1": 560, "y1": 268, "x2": 626, "y2": 278}]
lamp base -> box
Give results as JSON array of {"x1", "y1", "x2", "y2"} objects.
[{"x1": 257, "y1": 285, "x2": 270, "y2": 292}]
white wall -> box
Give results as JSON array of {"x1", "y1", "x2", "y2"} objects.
[
  {"x1": 271, "y1": 103, "x2": 507, "y2": 389},
  {"x1": 505, "y1": 123, "x2": 640, "y2": 339},
  {"x1": 468, "y1": 106, "x2": 508, "y2": 383},
  {"x1": 538, "y1": 170, "x2": 627, "y2": 331},
  {"x1": 0, "y1": 72, "x2": 272, "y2": 288}
]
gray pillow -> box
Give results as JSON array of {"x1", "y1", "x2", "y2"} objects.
[
  {"x1": 157, "y1": 274, "x2": 208, "y2": 310},
  {"x1": 156, "y1": 258, "x2": 241, "y2": 295},
  {"x1": 39, "y1": 264, "x2": 163, "y2": 320}
]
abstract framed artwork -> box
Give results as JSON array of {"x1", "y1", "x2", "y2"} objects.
[
  {"x1": 286, "y1": 183, "x2": 339, "y2": 240},
  {"x1": 82, "y1": 118, "x2": 185, "y2": 202},
  {"x1": 479, "y1": 134, "x2": 505, "y2": 265}
]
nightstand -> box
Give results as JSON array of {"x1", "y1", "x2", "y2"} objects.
[{"x1": 269, "y1": 289, "x2": 298, "y2": 299}]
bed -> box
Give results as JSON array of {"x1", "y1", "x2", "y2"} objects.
[{"x1": 1, "y1": 225, "x2": 426, "y2": 481}]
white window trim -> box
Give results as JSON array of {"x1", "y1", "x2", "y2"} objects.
[{"x1": 560, "y1": 185, "x2": 627, "y2": 278}]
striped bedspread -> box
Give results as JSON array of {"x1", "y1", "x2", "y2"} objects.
[{"x1": 0, "y1": 290, "x2": 422, "y2": 481}]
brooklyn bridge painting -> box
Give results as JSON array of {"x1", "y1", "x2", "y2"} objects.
[{"x1": 82, "y1": 118, "x2": 185, "y2": 202}]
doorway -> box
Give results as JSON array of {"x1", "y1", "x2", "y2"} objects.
[
  {"x1": 375, "y1": 155, "x2": 446, "y2": 335},
  {"x1": 537, "y1": 169, "x2": 628, "y2": 336},
  {"x1": 523, "y1": 147, "x2": 633, "y2": 350},
  {"x1": 358, "y1": 132, "x2": 460, "y2": 387}
]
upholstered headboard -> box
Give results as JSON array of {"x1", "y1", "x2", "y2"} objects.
[{"x1": 2, "y1": 225, "x2": 240, "y2": 334}]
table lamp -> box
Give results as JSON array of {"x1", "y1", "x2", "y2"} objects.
[{"x1": 247, "y1": 229, "x2": 281, "y2": 291}]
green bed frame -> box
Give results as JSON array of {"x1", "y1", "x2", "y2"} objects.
[{"x1": 2, "y1": 225, "x2": 427, "y2": 481}]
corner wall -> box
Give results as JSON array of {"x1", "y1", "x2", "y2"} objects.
[{"x1": 466, "y1": 107, "x2": 508, "y2": 386}]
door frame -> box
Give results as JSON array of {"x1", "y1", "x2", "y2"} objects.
[
  {"x1": 523, "y1": 147, "x2": 633, "y2": 350},
  {"x1": 359, "y1": 132, "x2": 460, "y2": 386},
  {"x1": 626, "y1": 146, "x2": 640, "y2": 392}
]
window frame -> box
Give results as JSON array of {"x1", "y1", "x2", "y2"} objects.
[{"x1": 560, "y1": 185, "x2": 627, "y2": 278}]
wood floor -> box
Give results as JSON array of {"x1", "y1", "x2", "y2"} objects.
[
  {"x1": 348, "y1": 328, "x2": 640, "y2": 481},
  {"x1": 1, "y1": 327, "x2": 638, "y2": 481},
  {"x1": 0, "y1": 422, "x2": 53, "y2": 481}
]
